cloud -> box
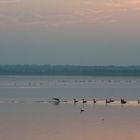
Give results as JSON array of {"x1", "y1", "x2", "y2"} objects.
[
  {"x1": 0, "y1": 0, "x2": 20, "y2": 4},
  {"x1": 82, "y1": 0, "x2": 140, "y2": 11},
  {"x1": 105, "y1": 0, "x2": 140, "y2": 11},
  {"x1": 0, "y1": 0, "x2": 139, "y2": 29}
]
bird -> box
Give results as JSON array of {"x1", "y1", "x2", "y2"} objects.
[
  {"x1": 121, "y1": 99, "x2": 127, "y2": 104},
  {"x1": 52, "y1": 98, "x2": 60, "y2": 103},
  {"x1": 80, "y1": 108, "x2": 84, "y2": 113},
  {"x1": 105, "y1": 99, "x2": 110, "y2": 104},
  {"x1": 74, "y1": 99, "x2": 78, "y2": 104},
  {"x1": 109, "y1": 98, "x2": 115, "y2": 102},
  {"x1": 138, "y1": 99, "x2": 140, "y2": 104},
  {"x1": 82, "y1": 99, "x2": 87, "y2": 103},
  {"x1": 93, "y1": 99, "x2": 96, "y2": 104}
]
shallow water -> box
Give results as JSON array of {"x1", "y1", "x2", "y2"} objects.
[{"x1": 0, "y1": 76, "x2": 140, "y2": 140}]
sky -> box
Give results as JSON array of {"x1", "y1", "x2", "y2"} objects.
[{"x1": 0, "y1": 0, "x2": 140, "y2": 65}]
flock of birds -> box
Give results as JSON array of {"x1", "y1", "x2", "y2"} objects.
[{"x1": 52, "y1": 98, "x2": 140, "y2": 113}]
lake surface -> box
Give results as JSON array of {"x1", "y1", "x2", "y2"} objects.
[{"x1": 0, "y1": 76, "x2": 140, "y2": 140}]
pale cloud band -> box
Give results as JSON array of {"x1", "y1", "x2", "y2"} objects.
[
  {"x1": 0, "y1": 0, "x2": 20, "y2": 4},
  {"x1": 0, "y1": 0, "x2": 140, "y2": 28}
]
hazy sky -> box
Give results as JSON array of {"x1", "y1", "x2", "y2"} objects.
[{"x1": 0, "y1": 0, "x2": 140, "y2": 65}]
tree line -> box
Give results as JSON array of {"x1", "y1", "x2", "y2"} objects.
[{"x1": 0, "y1": 65, "x2": 140, "y2": 76}]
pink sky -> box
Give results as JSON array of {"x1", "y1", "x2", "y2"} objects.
[
  {"x1": 0, "y1": 0, "x2": 140, "y2": 65},
  {"x1": 0, "y1": 0, "x2": 140, "y2": 28}
]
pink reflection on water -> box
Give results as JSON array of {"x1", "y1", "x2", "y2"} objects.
[{"x1": 0, "y1": 103, "x2": 140, "y2": 140}]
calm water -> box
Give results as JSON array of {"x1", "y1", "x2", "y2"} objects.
[
  {"x1": 0, "y1": 75, "x2": 140, "y2": 100},
  {"x1": 0, "y1": 76, "x2": 140, "y2": 140}
]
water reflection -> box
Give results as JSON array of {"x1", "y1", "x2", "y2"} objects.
[
  {"x1": 52, "y1": 101, "x2": 60, "y2": 106},
  {"x1": 0, "y1": 102, "x2": 140, "y2": 140}
]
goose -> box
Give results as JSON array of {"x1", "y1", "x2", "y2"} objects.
[
  {"x1": 121, "y1": 99, "x2": 127, "y2": 104},
  {"x1": 106, "y1": 99, "x2": 110, "y2": 104},
  {"x1": 93, "y1": 99, "x2": 96, "y2": 104},
  {"x1": 82, "y1": 99, "x2": 87, "y2": 104},
  {"x1": 109, "y1": 98, "x2": 115, "y2": 102},
  {"x1": 52, "y1": 98, "x2": 60, "y2": 103},
  {"x1": 80, "y1": 108, "x2": 84, "y2": 113},
  {"x1": 74, "y1": 99, "x2": 78, "y2": 103},
  {"x1": 138, "y1": 99, "x2": 140, "y2": 104}
]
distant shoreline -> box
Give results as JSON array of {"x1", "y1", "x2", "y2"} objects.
[{"x1": 0, "y1": 65, "x2": 140, "y2": 76}]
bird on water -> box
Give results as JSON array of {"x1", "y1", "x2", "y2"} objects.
[
  {"x1": 74, "y1": 99, "x2": 78, "y2": 104},
  {"x1": 93, "y1": 99, "x2": 96, "y2": 104},
  {"x1": 80, "y1": 108, "x2": 84, "y2": 113},
  {"x1": 105, "y1": 99, "x2": 110, "y2": 104},
  {"x1": 121, "y1": 99, "x2": 127, "y2": 104},
  {"x1": 52, "y1": 98, "x2": 60, "y2": 103},
  {"x1": 109, "y1": 98, "x2": 115, "y2": 102},
  {"x1": 82, "y1": 99, "x2": 87, "y2": 103}
]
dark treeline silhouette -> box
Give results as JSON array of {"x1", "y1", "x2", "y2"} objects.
[{"x1": 0, "y1": 65, "x2": 140, "y2": 76}]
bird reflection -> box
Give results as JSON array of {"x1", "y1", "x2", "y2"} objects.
[{"x1": 52, "y1": 101, "x2": 60, "y2": 106}]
